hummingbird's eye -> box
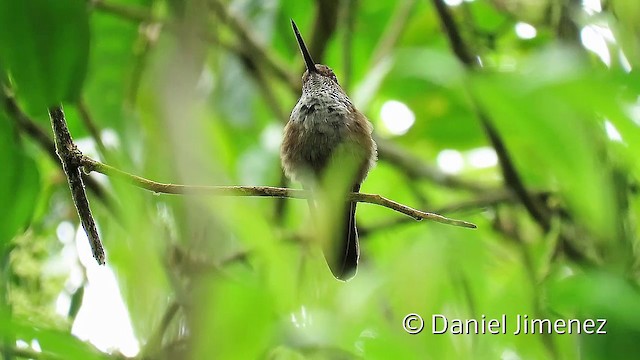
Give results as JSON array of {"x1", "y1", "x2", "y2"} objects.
[
  {"x1": 312, "y1": 65, "x2": 340, "y2": 85},
  {"x1": 325, "y1": 69, "x2": 339, "y2": 85}
]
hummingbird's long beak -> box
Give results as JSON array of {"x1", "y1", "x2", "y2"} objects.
[{"x1": 291, "y1": 19, "x2": 317, "y2": 73}]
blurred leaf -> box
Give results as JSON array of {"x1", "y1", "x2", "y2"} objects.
[
  {"x1": 192, "y1": 276, "x2": 275, "y2": 359},
  {"x1": 83, "y1": 8, "x2": 142, "y2": 134},
  {"x1": 0, "y1": 0, "x2": 90, "y2": 112},
  {"x1": 468, "y1": 0, "x2": 508, "y2": 33},
  {"x1": 0, "y1": 311, "x2": 108, "y2": 360},
  {"x1": 0, "y1": 111, "x2": 39, "y2": 248},
  {"x1": 470, "y1": 51, "x2": 620, "y2": 244},
  {"x1": 547, "y1": 270, "x2": 640, "y2": 359},
  {"x1": 611, "y1": 0, "x2": 640, "y2": 67}
]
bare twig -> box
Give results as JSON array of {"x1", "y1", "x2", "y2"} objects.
[
  {"x1": 49, "y1": 106, "x2": 105, "y2": 265},
  {"x1": 360, "y1": 190, "x2": 551, "y2": 236},
  {"x1": 358, "y1": 192, "x2": 476, "y2": 227},
  {"x1": 80, "y1": 156, "x2": 476, "y2": 228}
]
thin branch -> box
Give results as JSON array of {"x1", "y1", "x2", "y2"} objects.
[
  {"x1": 207, "y1": 0, "x2": 299, "y2": 91},
  {"x1": 49, "y1": 106, "x2": 105, "y2": 265},
  {"x1": 359, "y1": 190, "x2": 551, "y2": 236},
  {"x1": 126, "y1": 23, "x2": 159, "y2": 107},
  {"x1": 67, "y1": 285, "x2": 85, "y2": 322},
  {"x1": 431, "y1": 0, "x2": 477, "y2": 67},
  {"x1": 476, "y1": 107, "x2": 551, "y2": 230},
  {"x1": 95, "y1": 0, "x2": 297, "y2": 95},
  {"x1": 80, "y1": 156, "x2": 476, "y2": 229},
  {"x1": 142, "y1": 301, "x2": 180, "y2": 358},
  {"x1": 169, "y1": 245, "x2": 250, "y2": 276},
  {"x1": 92, "y1": 0, "x2": 237, "y2": 54},
  {"x1": 77, "y1": 99, "x2": 107, "y2": 154},
  {"x1": 430, "y1": 0, "x2": 551, "y2": 230},
  {"x1": 359, "y1": 192, "x2": 475, "y2": 227},
  {"x1": 430, "y1": 5, "x2": 561, "y2": 356},
  {"x1": 342, "y1": 0, "x2": 358, "y2": 90},
  {"x1": 375, "y1": 137, "x2": 489, "y2": 192},
  {"x1": 237, "y1": 53, "x2": 288, "y2": 120},
  {"x1": 234, "y1": 50, "x2": 294, "y2": 225},
  {"x1": 557, "y1": 0, "x2": 581, "y2": 42},
  {"x1": 309, "y1": 0, "x2": 340, "y2": 65},
  {"x1": 1, "y1": 89, "x2": 112, "y2": 205}
]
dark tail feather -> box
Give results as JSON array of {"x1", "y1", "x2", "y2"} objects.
[{"x1": 326, "y1": 184, "x2": 360, "y2": 281}]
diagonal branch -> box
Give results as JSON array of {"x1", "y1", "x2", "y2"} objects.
[
  {"x1": 207, "y1": 0, "x2": 299, "y2": 91},
  {"x1": 1, "y1": 89, "x2": 112, "y2": 205},
  {"x1": 309, "y1": 0, "x2": 340, "y2": 65},
  {"x1": 92, "y1": 0, "x2": 238, "y2": 54},
  {"x1": 49, "y1": 106, "x2": 105, "y2": 265},
  {"x1": 80, "y1": 156, "x2": 477, "y2": 229},
  {"x1": 341, "y1": 0, "x2": 358, "y2": 90},
  {"x1": 375, "y1": 137, "x2": 489, "y2": 192},
  {"x1": 77, "y1": 98, "x2": 107, "y2": 154},
  {"x1": 430, "y1": 0, "x2": 551, "y2": 231}
]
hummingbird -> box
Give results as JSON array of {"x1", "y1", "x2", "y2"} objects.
[{"x1": 280, "y1": 20, "x2": 377, "y2": 281}]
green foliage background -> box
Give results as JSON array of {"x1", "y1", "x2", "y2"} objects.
[{"x1": 1, "y1": 0, "x2": 640, "y2": 359}]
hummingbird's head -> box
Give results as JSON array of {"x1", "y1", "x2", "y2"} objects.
[{"x1": 291, "y1": 19, "x2": 340, "y2": 88}]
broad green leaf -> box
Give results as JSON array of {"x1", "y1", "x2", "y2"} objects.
[
  {"x1": 0, "y1": 0, "x2": 90, "y2": 112},
  {"x1": 0, "y1": 111, "x2": 39, "y2": 248},
  {"x1": 192, "y1": 277, "x2": 274, "y2": 359},
  {"x1": 470, "y1": 58, "x2": 620, "y2": 245},
  {"x1": 611, "y1": 0, "x2": 640, "y2": 67},
  {"x1": 547, "y1": 270, "x2": 640, "y2": 359},
  {"x1": 0, "y1": 311, "x2": 108, "y2": 360}
]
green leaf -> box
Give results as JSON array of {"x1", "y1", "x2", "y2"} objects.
[
  {"x1": 547, "y1": 270, "x2": 640, "y2": 359},
  {"x1": 0, "y1": 311, "x2": 108, "y2": 360},
  {"x1": 0, "y1": 0, "x2": 90, "y2": 111},
  {"x1": 192, "y1": 277, "x2": 274, "y2": 359},
  {"x1": 470, "y1": 57, "x2": 620, "y2": 243},
  {"x1": 0, "y1": 111, "x2": 39, "y2": 249}
]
